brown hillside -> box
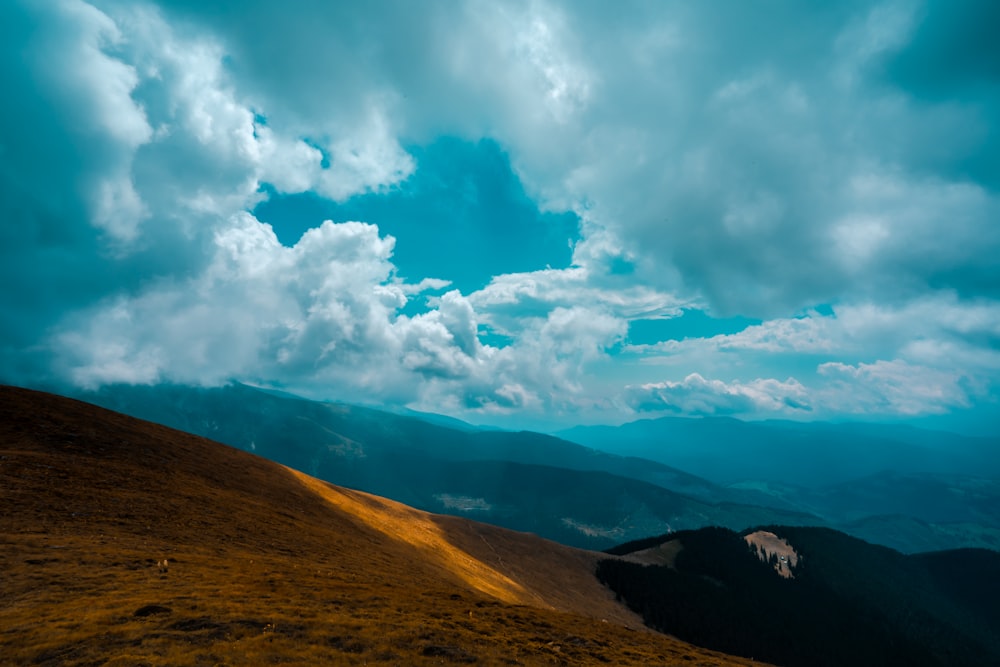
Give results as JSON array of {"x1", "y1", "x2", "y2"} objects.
[{"x1": 0, "y1": 386, "x2": 765, "y2": 666}]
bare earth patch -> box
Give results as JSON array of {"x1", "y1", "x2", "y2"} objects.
[{"x1": 745, "y1": 530, "x2": 800, "y2": 578}]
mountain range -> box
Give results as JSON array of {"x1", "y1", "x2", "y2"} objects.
[
  {"x1": 560, "y1": 417, "x2": 1000, "y2": 553},
  {"x1": 67, "y1": 382, "x2": 1000, "y2": 554},
  {"x1": 67, "y1": 382, "x2": 820, "y2": 550},
  {"x1": 557, "y1": 416, "x2": 1000, "y2": 487},
  {"x1": 4, "y1": 385, "x2": 999, "y2": 666}
]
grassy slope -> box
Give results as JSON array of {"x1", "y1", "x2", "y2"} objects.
[{"x1": 0, "y1": 386, "x2": 764, "y2": 666}]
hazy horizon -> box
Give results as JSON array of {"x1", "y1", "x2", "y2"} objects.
[{"x1": 2, "y1": 1, "x2": 998, "y2": 433}]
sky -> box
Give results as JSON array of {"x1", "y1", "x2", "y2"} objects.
[{"x1": 1, "y1": 0, "x2": 999, "y2": 433}]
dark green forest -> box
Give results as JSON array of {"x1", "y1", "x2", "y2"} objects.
[{"x1": 597, "y1": 526, "x2": 1000, "y2": 667}]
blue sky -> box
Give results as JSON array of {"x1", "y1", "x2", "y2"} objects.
[{"x1": 1, "y1": 0, "x2": 999, "y2": 432}]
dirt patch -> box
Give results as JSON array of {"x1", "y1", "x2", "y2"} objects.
[{"x1": 744, "y1": 530, "x2": 799, "y2": 578}]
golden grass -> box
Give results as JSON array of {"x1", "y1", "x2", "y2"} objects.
[
  {"x1": 289, "y1": 470, "x2": 533, "y2": 606},
  {"x1": 0, "y1": 386, "x2": 768, "y2": 665}
]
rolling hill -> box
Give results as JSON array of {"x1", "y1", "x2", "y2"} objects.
[{"x1": 0, "y1": 385, "x2": 766, "y2": 666}]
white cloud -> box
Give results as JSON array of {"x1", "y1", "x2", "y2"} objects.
[
  {"x1": 56, "y1": 215, "x2": 425, "y2": 392},
  {"x1": 833, "y1": 0, "x2": 920, "y2": 85},
  {"x1": 73, "y1": 0, "x2": 1000, "y2": 313},
  {"x1": 469, "y1": 264, "x2": 682, "y2": 338},
  {"x1": 74, "y1": 0, "x2": 999, "y2": 320},
  {"x1": 697, "y1": 314, "x2": 830, "y2": 356},
  {"x1": 314, "y1": 104, "x2": 415, "y2": 201},
  {"x1": 410, "y1": 302, "x2": 629, "y2": 422},
  {"x1": 26, "y1": 0, "x2": 153, "y2": 243},
  {"x1": 818, "y1": 359, "x2": 971, "y2": 415},
  {"x1": 398, "y1": 291, "x2": 482, "y2": 378},
  {"x1": 4, "y1": 1, "x2": 635, "y2": 422},
  {"x1": 624, "y1": 292, "x2": 1000, "y2": 418},
  {"x1": 626, "y1": 374, "x2": 811, "y2": 416},
  {"x1": 3, "y1": 0, "x2": 999, "y2": 428},
  {"x1": 632, "y1": 294, "x2": 1000, "y2": 370},
  {"x1": 53, "y1": 209, "x2": 632, "y2": 419}
]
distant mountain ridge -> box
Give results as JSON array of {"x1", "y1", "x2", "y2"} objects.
[
  {"x1": 59, "y1": 382, "x2": 1000, "y2": 553},
  {"x1": 559, "y1": 416, "x2": 1000, "y2": 553},
  {"x1": 67, "y1": 382, "x2": 819, "y2": 550},
  {"x1": 557, "y1": 416, "x2": 1000, "y2": 486}
]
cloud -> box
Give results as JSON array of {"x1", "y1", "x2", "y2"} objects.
[
  {"x1": 0, "y1": 0, "x2": 639, "y2": 424},
  {"x1": 1, "y1": 2, "x2": 423, "y2": 379},
  {"x1": 55, "y1": 215, "x2": 399, "y2": 388},
  {"x1": 631, "y1": 293, "x2": 1000, "y2": 374},
  {"x1": 398, "y1": 291, "x2": 482, "y2": 378},
  {"x1": 626, "y1": 374, "x2": 811, "y2": 416},
  {"x1": 469, "y1": 265, "x2": 682, "y2": 336},
  {"x1": 623, "y1": 293, "x2": 1000, "y2": 419},
  {"x1": 2, "y1": 0, "x2": 999, "y2": 429},
  {"x1": 51, "y1": 207, "x2": 630, "y2": 418},
  {"x1": 407, "y1": 302, "x2": 629, "y2": 422},
  {"x1": 818, "y1": 359, "x2": 972, "y2": 415},
  {"x1": 632, "y1": 315, "x2": 838, "y2": 355},
  {"x1": 157, "y1": 0, "x2": 1000, "y2": 319},
  {"x1": 0, "y1": 0, "x2": 154, "y2": 370}
]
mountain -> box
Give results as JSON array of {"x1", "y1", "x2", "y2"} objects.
[
  {"x1": 811, "y1": 471, "x2": 1000, "y2": 525},
  {"x1": 558, "y1": 416, "x2": 1000, "y2": 552},
  {"x1": 73, "y1": 383, "x2": 730, "y2": 501},
  {"x1": 557, "y1": 416, "x2": 1000, "y2": 487},
  {"x1": 836, "y1": 514, "x2": 1000, "y2": 555},
  {"x1": 0, "y1": 385, "x2": 763, "y2": 666},
  {"x1": 598, "y1": 526, "x2": 1000, "y2": 667},
  {"x1": 733, "y1": 472, "x2": 1000, "y2": 553},
  {"x1": 66, "y1": 382, "x2": 819, "y2": 550},
  {"x1": 70, "y1": 383, "x2": 1000, "y2": 553}
]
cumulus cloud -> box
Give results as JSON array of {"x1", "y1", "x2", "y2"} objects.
[
  {"x1": 817, "y1": 359, "x2": 972, "y2": 415},
  {"x1": 632, "y1": 294, "x2": 1000, "y2": 369},
  {"x1": 625, "y1": 293, "x2": 1000, "y2": 419},
  {"x1": 422, "y1": 306, "x2": 627, "y2": 419},
  {"x1": 2, "y1": 0, "x2": 999, "y2": 428},
  {"x1": 627, "y1": 374, "x2": 811, "y2": 416},
  {"x1": 51, "y1": 207, "x2": 630, "y2": 418},
  {"x1": 56, "y1": 216, "x2": 398, "y2": 388},
  {"x1": 469, "y1": 265, "x2": 682, "y2": 336},
  {"x1": 0, "y1": 0, "x2": 640, "y2": 424},
  {"x1": 155, "y1": 0, "x2": 1000, "y2": 318}
]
